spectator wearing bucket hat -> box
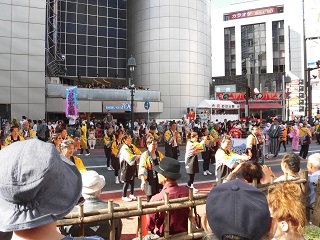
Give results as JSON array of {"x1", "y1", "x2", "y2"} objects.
[
  {"x1": 204, "y1": 179, "x2": 270, "y2": 240},
  {"x1": 62, "y1": 170, "x2": 122, "y2": 240},
  {"x1": 146, "y1": 157, "x2": 189, "y2": 237},
  {"x1": 0, "y1": 139, "x2": 103, "y2": 240}
]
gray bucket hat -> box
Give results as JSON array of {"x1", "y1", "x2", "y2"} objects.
[{"x1": 0, "y1": 139, "x2": 82, "y2": 231}]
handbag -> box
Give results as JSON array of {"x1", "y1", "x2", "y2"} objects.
[{"x1": 193, "y1": 207, "x2": 202, "y2": 229}]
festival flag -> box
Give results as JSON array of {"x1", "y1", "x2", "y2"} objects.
[{"x1": 66, "y1": 87, "x2": 78, "y2": 118}]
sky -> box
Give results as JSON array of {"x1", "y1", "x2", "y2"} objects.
[{"x1": 211, "y1": 0, "x2": 254, "y2": 9}]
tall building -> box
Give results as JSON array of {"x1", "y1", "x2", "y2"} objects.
[
  {"x1": 212, "y1": 0, "x2": 305, "y2": 119},
  {"x1": 127, "y1": 0, "x2": 212, "y2": 119},
  {"x1": 0, "y1": 0, "x2": 46, "y2": 121}
]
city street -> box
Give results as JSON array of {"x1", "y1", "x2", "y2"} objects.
[{"x1": 79, "y1": 142, "x2": 320, "y2": 194}]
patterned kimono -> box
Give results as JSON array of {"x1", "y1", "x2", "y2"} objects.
[
  {"x1": 80, "y1": 124, "x2": 89, "y2": 150},
  {"x1": 268, "y1": 124, "x2": 282, "y2": 156},
  {"x1": 185, "y1": 140, "x2": 205, "y2": 174},
  {"x1": 119, "y1": 143, "x2": 142, "y2": 182},
  {"x1": 215, "y1": 148, "x2": 240, "y2": 184},
  {"x1": 288, "y1": 126, "x2": 299, "y2": 151}
]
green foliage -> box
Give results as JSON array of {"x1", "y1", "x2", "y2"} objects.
[{"x1": 303, "y1": 225, "x2": 320, "y2": 240}]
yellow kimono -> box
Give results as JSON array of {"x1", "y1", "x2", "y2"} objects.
[
  {"x1": 138, "y1": 150, "x2": 165, "y2": 180},
  {"x1": 147, "y1": 132, "x2": 162, "y2": 142},
  {"x1": 4, "y1": 135, "x2": 25, "y2": 147},
  {"x1": 80, "y1": 124, "x2": 88, "y2": 149},
  {"x1": 211, "y1": 129, "x2": 219, "y2": 147},
  {"x1": 104, "y1": 133, "x2": 116, "y2": 147},
  {"x1": 18, "y1": 129, "x2": 36, "y2": 139},
  {"x1": 72, "y1": 156, "x2": 87, "y2": 173},
  {"x1": 215, "y1": 148, "x2": 239, "y2": 184}
]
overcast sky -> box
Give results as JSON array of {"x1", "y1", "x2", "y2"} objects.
[{"x1": 211, "y1": 0, "x2": 255, "y2": 9}]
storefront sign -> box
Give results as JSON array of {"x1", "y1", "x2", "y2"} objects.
[
  {"x1": 229, "y1": 7, "x2": 278, "y2": 20},
  {"x1": 65, "y1": 87, "x2": 78, "y2": 118},
  {"x1": 217, "y1": 92, "x2": 289, "y2": 101}
]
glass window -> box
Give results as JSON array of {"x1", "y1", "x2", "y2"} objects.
[
  {"x1": 118, "y1": 59, "x2": 126, "y2": 69},
  {"x1": 108, "y1": 48, "x2": 116, "y2": 57},
  {"x1": 77, "y1": 4, "x2": 87, "y2": 13},
  {"x1": 87, "y1": 46, "x2": 97, "y2": 56},
  {"x1": 118, "y1": 29, "x2": 126, "y2": 39},
  {"x1": 118, "y1": 10, "x2": 126, "y2": 19},
  {"x1": 87, "y1": 67, "x2": 97, "y2": 77},
  {"x1": 67, "y1": 12, "x2": 76, "y2": 23},
  {"x1": 66, "y1": 34, "x2": 76, "y2": 44},
  {"x1": 78, "y1": 45, "x2": 86, "y2": 55},
  {"x1": 98, "y1": 67, "x2": 107, "y2": 76},
  {"x1": 98, "y1": 27, "x2": 107, "y2": 36},
  {"x1": 108, "y1": 58, "x2": 117, "y2": 68},
  {"x1": 108, "y1": 28, "x2": 117, "y2": 38},
  {"x1": 88, "y1": 57, "x2": 97, "y2": 66},
  {"x1": 78, "y1": 66, "x2": 86, "y2": 76},
  {"x1": 79, "y1": 0, "x2": 87, "y2": 4},
  {"x1": 77, "y1": 35, "x2": 86, "y2": 45},
  {"x1": 88, "y1": 5, "x2": 97, "y2": 15},
  {"x1": 108, "y1": 68, "x2": 117, "y2": 77},
  {"x1": 118, "y1": 69, "x2": 126, "y2": 78},
  {"x1": 118, "y1": 0, "x2": 126, "y2": 10},
  {"x1": 98, "y1": 0, "x2": 107, "y2": 7},
  {"x1": 118, "y1": 49, "x2": 126, "y2": 58},
  {"x1": 108, "y1": 38, "x2": 116, "y2": 47},
  {"x1": 99, "y1": 48, "x2": 108, "y2": 58},
  {"x1": 67, "y1": 66, "x2": 77, "y2": 76},
  {"x1": 66, "y1": 54, "x2": 76, "y2": 65},
  {"x1": 118, "y1": 39, "x2": 126, "y2": 48},
  {"x1": 108, "y1": 8, "x2": 117, "y2": 18},
  {"x1": 66, "y1": 23, "x2": 76, "y2": 33},
  {"x1": 77, "y1": 24, "x2": 87, "y2": 35},
  {"x1": 98, "y1": 37, "x2": 107, "y2": 47},
  {"x1": 108, "y1": 0, "x2": 117, "y2": 8},
  {"x1": 77, "y1": 14, "x2": 87, "y2": 24},
  {"x1": 118, "y1": 19, "x2": 126, "y2": 29},
  {"x1": 77, "y1": 56, "x2": 86, "y2": 66},
  {"x1": 98, "y1": 7, "x2": 107, "y2": 16},
  {"x1": 98, "y1": 17, "x2": 107, "y2": 26},
  {"x1": 66, "y1": 2, "x2": 76, "y2": 12},
  {"x1": 88, "y1": 26, "x2": 97, "y2": 35},
  {"x1": 98, "y1": 57, "x2": 107, "y2": 67},
  {"x1": 108, "y1": 18, "x2": 117, "y2": 28},
  {"x1": 88, "y1": 15, "x2": 97, "y2": 25},
  {"x1": 88, "y1": 36, "x2": 97, "y2": 46}
]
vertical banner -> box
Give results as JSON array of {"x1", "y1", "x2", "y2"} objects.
[{"x1": 66, "y1": 87, "x2": 78, "y2": 118}]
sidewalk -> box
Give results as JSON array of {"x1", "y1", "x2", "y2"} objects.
[{"x1": 100, "y1": 181, "x2": 214, "y2": 240}]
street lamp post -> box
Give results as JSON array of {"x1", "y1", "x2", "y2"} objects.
[
  {"x1": 212, "y1": 78, "x2": 216, "y2": 99},
  {"x1": 127, "y1": 55, "x2": 137, "y2": 135}
]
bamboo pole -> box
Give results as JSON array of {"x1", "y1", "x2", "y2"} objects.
[
  {"x1": 164, "y1": 192, "x2": 170, "y2": 239},
  {"x1": 63, "y1": 194, "x2": 208, "y2": 219},
  {"x1": 108, "y1": 200, "x2": 115, "y2": 240},
  {"x1": 285, "y1": 172, "x2": 288, "y2": 181},
  {"x1": 252, "y1": 178, "x2": 258, "y2": 187},
  {"x1": 78, "y1": 204, "x2": 84, "y2": 236},
  {"x1": 137, "y1": 197, "x2": 143, "y2": 240},
  {"x1": 301, "y1": 170, "x2": 309, "y2": 218},
  {"x1": 188, "y1": 188, "x2": 193, "y2": 235}
]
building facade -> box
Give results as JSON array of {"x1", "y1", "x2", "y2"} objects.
[
  {"x1": 212, "y1": 0, "x2": 305, "y2": 119},
  {"x1": 0, "y1": 0, "x2": 46, "y2": 122},
  {"x1": 127, "y1": 0, "x2": 212, "y2": 119}
]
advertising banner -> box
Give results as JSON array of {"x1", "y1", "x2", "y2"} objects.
[
  {"x1": 65, "y1": 87, "x2": 78, "y2": 118},
  {"x1": 217, "y1": 92, "x2": 289, "y2": 101}
]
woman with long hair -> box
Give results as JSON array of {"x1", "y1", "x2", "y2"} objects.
[
  {"x1": 111, "y1": 130, "x2": 124, "y2": 184},
  {"x1": 49, "y1": 133, "x2": 63, "y2": 151},
  {"x1": 119, "y1": 133, "x2": 142, "y2": 202},
  {"x1": 200, "y1": 127, "x2": 214, "y2": 176},
  {"x1": 88, "y1": 125, "x2": 96, "y2": 149},
  {"x1": 267, "y1": 182, "x2": 306, "y2": 239},
  {"x1": 185, "y1": 131, "x2": 205, "y2": 193},
  {"x1": 215, "y1": 135, "x2": 250, "y2": 184},
  {"x1": 138, "y1": 136, "x2": 165, "y2": 201}
]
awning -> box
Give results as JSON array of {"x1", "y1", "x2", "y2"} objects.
[{"x1": 239, "y1": 102, "x2": 283, "y2": 110}]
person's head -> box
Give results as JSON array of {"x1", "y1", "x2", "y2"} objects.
[
  {"x1": 122, "y1": 133, "x2": 132, "y2": 145},
  {"x1": 60, "y1": 139, "x2": 76, "y2": 158},
  {"x1": 307, "y1": 153, "x2": 320, "y2": 174},
  {"x1": 149, "y1": 125, "x2": 156, "y2": 133},
  {"x1": 281, "y1": 152, "x2": 301, "y2": 175},
  {"x1": 251, "y1": 125, "x2": 260, "y2": 135},
  {"x1": 267, "y1": 182, "x2": 306, "y2": 238},
  {"x1": 201, "y1": 127, "x2": 209, "y2": 136},
  {"x1": 146, "y1": 136, "x2": 158, "y2": 152},
  {"x1": 107, "y1": 126, "x2": 113, "y2": 134},
  {"x1": 37, "y1": 119, "x2": 42, "y2": 124},
  {"x1": 22, "y1": 121, "x2": 29, "y2": 131},
  {"x1": 10, "y1": 126, "x2": 19, "y2": 138},
  {"x1": 187, "y1": 131, "x2": 198, "y2": 142},
  {"x1": 58, "y1": 129, "x2": 67, "y2": 139},
  {"x1": 220, "y1": 135, "x2": 232, "y2": 150},
  {"x1": 154, "y1": 157, "x2": 181, "y2": 185},
  {"x1": 206, "y1": 180, "x2": 270, "y2": 240},
  {"x1": 0, "y1": 139, "x2": 82, "y2": 233},
  {"x1": 214, "y1": 123, "x2": 220, "y2": 130},
  {"x1": 273, "y1": 119, "x2": 279, "y2": 125},
  {"x1": 169, "y1": 121, "x2": 177, "y2": 131},
  {"x1": 241, "y1": 162, "x2": 263, "y2": 184},
  {"x1": 50, "y1": 133, "x2": 63, "y2": 149},
  {"x1": 115, "y1": 129, "x2": 123, "y2": 140},
  {"x1": 81, "y1": 170, "x2": 105, "y2": 199}
]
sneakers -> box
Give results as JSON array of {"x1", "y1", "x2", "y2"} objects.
[
  {"x1": 77, "y1": 153, "x2": 83, "y2": 156},
  {"x1": 85, "y1": 153, "x2": 90, "y2": 156},
  {"x1": 115, "y1": 177, "x2": 120, "y2": 184},
  {"x1": 129, "y1": 194, "x2": 137, "y2": 200},
  {"x1": 122, "y1": 197, "x2": 132, "y2": 202},
  {"x1": 187, "y1": 185, "x2": 199, "y2": 194},
  {"x1": 203, "y1": 171, "x2": 208, "y2": 176},
  {"x1": 107, "y1": 167, "x2": 113, "y2": 171},
  {"x1": 206, "y1": 170, "x2": 212, "y2": 175}
]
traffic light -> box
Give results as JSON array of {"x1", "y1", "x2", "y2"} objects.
[
  {"x1": 245, "y1": 86, "x2": 255, "y2": 99},
  {"x1": 250, "y1": 87, "x2": 255, "y2": 98}
]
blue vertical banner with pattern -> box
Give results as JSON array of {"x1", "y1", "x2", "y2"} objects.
[{"x1": 65, "y1": 87, "x2": 78, "y2": 118}]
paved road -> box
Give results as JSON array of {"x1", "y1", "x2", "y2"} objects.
[{"x1": 79, "y1": 142, "x2": 320, "y2": 194}]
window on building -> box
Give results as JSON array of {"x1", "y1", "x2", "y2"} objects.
[
  {"x1": 272, "y1": 20, "x2": 285, "y2": 73},
  {"x1": 224, "y1": 27, "x2": 236, "y2": 76}
]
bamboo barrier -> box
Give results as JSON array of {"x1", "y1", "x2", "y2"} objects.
[
  {"x1": 57, "y1": 172, "x2": 313, "y2": 239},
  {"x1": 312, "y1": 177, "x2": 320, "y2": 227}
]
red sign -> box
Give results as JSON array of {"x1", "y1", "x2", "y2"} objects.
[
  {"x1": 229, "y1": 7, "x2": 278, "y2": 20},
  {"x1": 217, "y1": 92, "x2": 290, "y2": 101}
]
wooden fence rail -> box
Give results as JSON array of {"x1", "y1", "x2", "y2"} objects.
[{"x1": 57, "y1": 170, "x2": 318, "y2": 239}]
